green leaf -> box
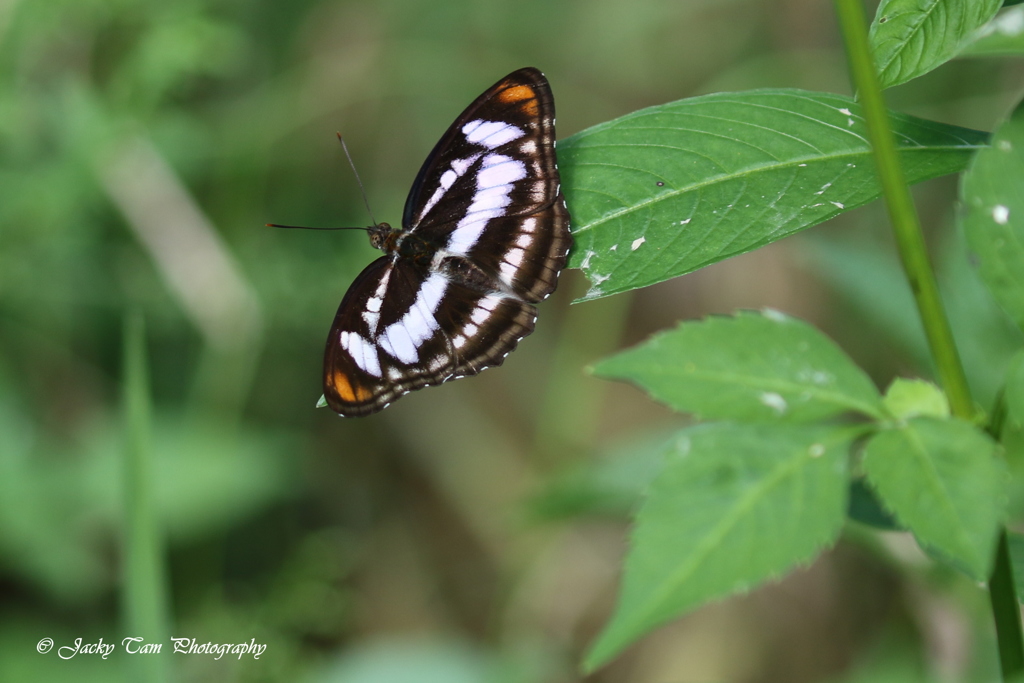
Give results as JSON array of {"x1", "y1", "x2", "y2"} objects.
[
  {"x1": 529, "y1": 427, "x2": 886, "y2": 528},
  {"x1": 1006, "y1": 419, "x2": 1024, "y2": 519},
  {"x1": 1005, "y1": 352, "x2": 1024, "y2": 517},
  {"x1": 959, "y1": 6, "x2": 1024, "y2": 57},
  {"x1": 869, "y1": 0, "x2": 1002, "y2": 88},
  {"x1": 962, "y1": 98, "x2": 1024, "y2": 335},
  {"x1": 862, "y1": 417, "x2": 1006, "y2": 579},
  {"x1": 1006, "y1": 334, "x2": 1024, "y2": 426},
  {"x1": 559, "y1": 89, "x2": 987, "y2": 301},
  {"x1": 848, "y1": 478, "x2": 904, "y2": 531},
  {"x1": 1007, "y1": 531, "x2": 1024, "y2": 603},
  {"x1": 591, "y1": 310, "x2": 884, "y2": 422},
  {"x1": 936, "y1": 232, "x2": 1024, "y2": 406},
  {"x1": 584, "y1": 423, "x2": 853, "y2": 671},
  {"x1": 882, "y1": 378, "x2": 950, "y2": 420}
]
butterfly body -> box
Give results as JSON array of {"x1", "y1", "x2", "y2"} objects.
[{"x1": 322, "y1": 68, "x2": 570, "y2": 417}]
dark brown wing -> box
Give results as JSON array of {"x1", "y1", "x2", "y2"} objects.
[
  {"x1": 324, "y1": 68, "x2": 571, "y2": 417},
  {"x1": 402, "y1": 68, "x2": 571, "y2": 304},
  {"x1": 403, "y1": 68, "x2": 558, "y2": 229},
  {"x1": 323, "y1": 257, "x2": 539, "y2": 417},
  {"x1": 323, "y1": 257, "x2": 456, "y2": 417},
  {"x1": 431, "y1": 280, "x2": 538, "y2": 379}
]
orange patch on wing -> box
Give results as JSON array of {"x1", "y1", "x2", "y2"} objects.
[
  {"x1": 331, "y1": 370, "x2": 371, "y2": 403},
  {"x1": 498, "y1": 84, "x2": 534, "y2": 103}
]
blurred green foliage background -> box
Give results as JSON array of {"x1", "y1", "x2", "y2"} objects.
[{"x1": 1, "y1": 0, "x2": 1023, "y2": 681}]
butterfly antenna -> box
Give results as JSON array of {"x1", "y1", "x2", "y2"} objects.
[
  {"x1": 266, "y1": 223, "x2": 369, "y2": 231},
  {"x1": 337, "y1": 133, "x2": 378, "y2": 227}
]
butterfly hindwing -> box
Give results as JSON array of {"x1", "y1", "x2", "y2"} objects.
[
  {"x1": 323, "y1": 256, "x2": 541, "y2": 415},
  {"x1": 324, "y1": 258, "x2": 457, "y2": 416},
  {"x1": 430, "y1": 273, "x2": 539, "y2": 378}
]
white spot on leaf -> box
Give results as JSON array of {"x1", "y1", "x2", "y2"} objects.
[
  {"x1": 760, "y1": 392, "x2": 788, "y2": 414},
  {"x1": 994, "y1": 205, "x2": 1010, "y2": 224},
  {"x1": 631, "y1": 236, "x2": 646, "y2": 251},
  {"x1": 580, "y1": 250, "x2": 596, "y2": 269}
]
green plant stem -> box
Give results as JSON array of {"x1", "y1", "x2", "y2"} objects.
[
  {"x1": 992, "y1": 529, "x2": 1024, "y2": 676},
  {"x1": 988, "y1": 388, "x2": 1024, "y2": 676},
  {"x1": 123, "y1": 311, "x2": 172, "y2": 683},
  {"x1": 834, "y1": 1, "x2": 1023, "y2": 679},
  {"x1": 834, "y1": 0, "x2": 974, "y2": 422}
]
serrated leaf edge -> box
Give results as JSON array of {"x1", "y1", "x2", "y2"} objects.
[
  {"x1": 592, "y1": 430, "x2": 849, "y2": 664},
  {"x1": 865, "y1": 423, "x2": 989, "y2": 574}
]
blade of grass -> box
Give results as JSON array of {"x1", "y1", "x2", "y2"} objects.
[
  {"x1": 834, "y1": 0, "x2": 1023, "y2": 678},
  {"x1": 123, "y1": 311, "x2": 172, "y2": 683}
]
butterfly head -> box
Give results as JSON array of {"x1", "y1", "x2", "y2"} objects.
[{"x1": 367, "y1": 222, "x2": 396, "y2": 251}]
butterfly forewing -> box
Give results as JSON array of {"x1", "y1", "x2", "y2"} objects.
[
  {"x1": 459, "y1": 197, "x2": 570, "y2": 303},
  {"x1": 323, "y1": 67, "x2": 571, "y2": 417},
  {"x1": 404, "y1": 68, "x2": 559, "y2": 231}
]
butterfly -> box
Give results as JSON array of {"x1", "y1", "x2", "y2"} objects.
[{"x1": 300, "y1": 68, "x2": 571, "y2": 417}]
